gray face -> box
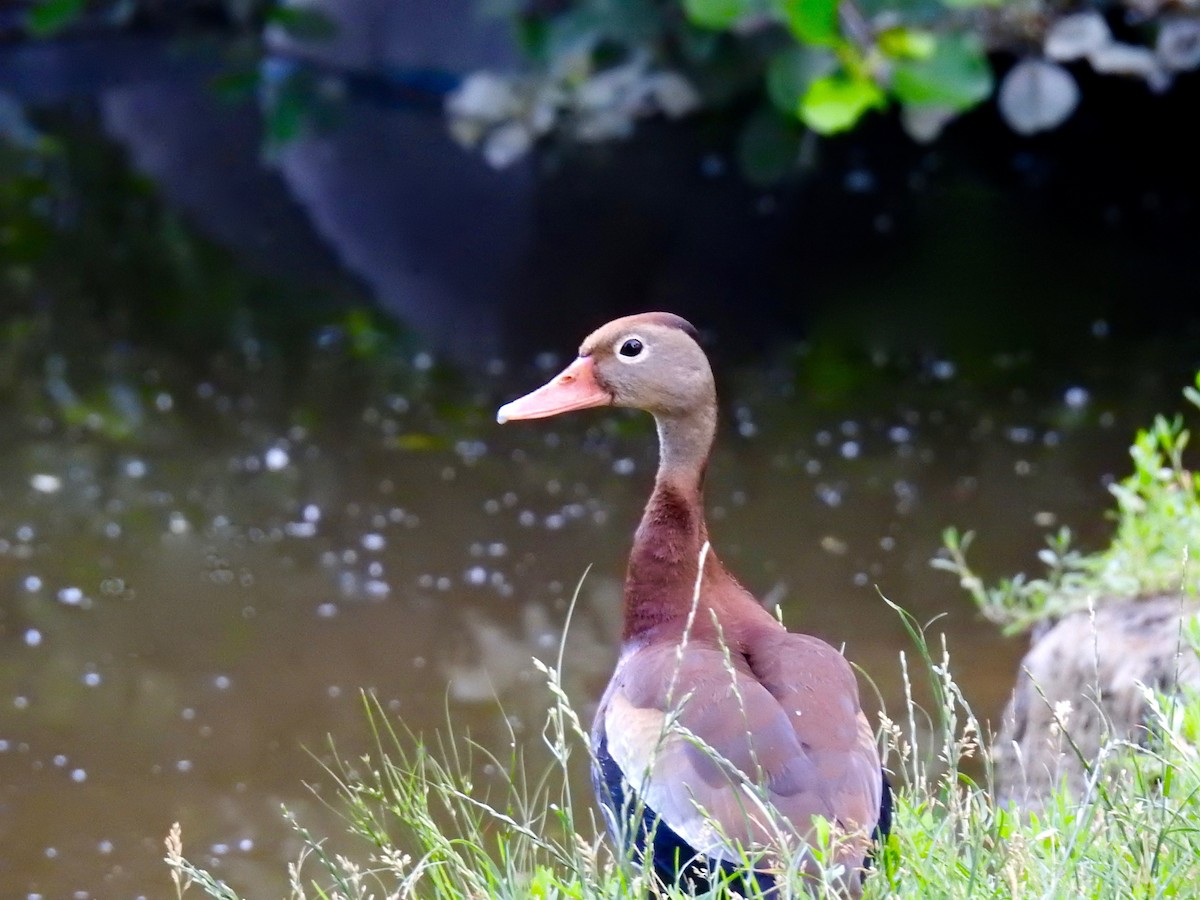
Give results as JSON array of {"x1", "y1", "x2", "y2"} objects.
[{"x1": 581, "y1": 320, "x2": 716, "y2": 418}]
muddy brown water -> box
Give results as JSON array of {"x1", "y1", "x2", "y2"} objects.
[
  {"x1": 3, "y1": 326, "x2": 1198, "y2": 897},
  {"x1": 4, "y1": 35, "x2": 1200, "y2": 899}
]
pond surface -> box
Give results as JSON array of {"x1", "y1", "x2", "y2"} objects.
[{"x1": 2, "y1": 32, "x2": 1200, "y2": 900}]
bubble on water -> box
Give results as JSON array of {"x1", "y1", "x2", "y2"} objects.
[
  {"x1": 466, "y1": 566, "x2": 487, "y2": 585},
  {"x1": 44, "y1": 847, "x2": 57, "y2": 859},
  {"x1": 1064, "y1": 386, "x2": 1090, "y2": 409},
  {"x1": 361, "y1": 533, "x2": 385, "y2": 551},
  {"x1": 30, "y1": 473, "x2": 62, "y2": 494},
  {"x1": 844, "y1": 167, "x2": 875, "y2": 193},
  {"x1": 612, "y1": 458, "x2": 635, "y2": 475},
  {"x1": 181, "y1": 708, "x2": 195, "y2": 720},
  {"x1": 24, "y1": 629, "x2": 41, "y2": 647},
  {"x1": 82, "y1": 672, "x2": 102, "y2": 687},
  {"x1": 840, "y1": 441, "x2": 860, "y2": 459},
  {"x1": 176, "y1": 759, "x2": 193, "y2": 773},
  {"x1": 213, "y1": 675, "x2": 232, "y2": 690},
  {"x1": 286, "y1": 521, "x2": 316, "y2": 538},
  {"x1": 71, "y1": 768, "x2": 87, "y2": 783},
  {"x1": 168, "y1": 512, "x2": 189, "y2": 535},
  {"x1": 816, "y1": 484, "x2": 843, "y2": 508},
  {"x1": 155, "y1": 391, "x2": 174, "y2": 412},
  {"x1": 98, "y1": 840, "x2": 113, "y2": 855},
  {"x1": 104, "y1": 522, "x2": 122, "y2": 539},
  {"x1": 54, "y1": 754, "x2": 68, "y2": 767},
  {"x1": 238, "y1": 838, "x2": 254, "y2": 852},
  {"x1": 518, "y1": 510, "x2": 536, "y2": 527},
  {"x1": 545, "y1": 514, "x2": 565, "y2": 530},
  {"x1": 700, "y1": 153, "x2": 725, "y2": 178},
  {"x1": 124, "y1": 458, "x2": 148, "y2": 478},
  {"x1": 931, "y1": 360, "x2": 956, "y2": 380},
  {"x1": 264, "y1": 447, "x2": 290, "y2": 471},
  {"x1": 14, "y1": 696, "x2": 28, "y2": 710},
  {"x1": 212, "y1": 843, "x2": 230, "y2": 855},
  {"x1": 364, "y1": 580, "x2": 390, "y2": 598},
  {"x1": 327, "y1": 685, "x2": 342, "y2": 699},
  {"x1": 436, "y1": 577, "x2": 451, "y2": 591},
  {"x1": 58, "y1": 586, "x2": 84, "y2": 606},
  {"x1": 23, "y1": 575, "x2": 42, "y2": 592},
  {"x1": 16, "y1": 524, "x2": 35, "y2": 542},
  {"x1": 820, "y1": 536, "x2": 848, "y2": 555},
  {"x1": 0, "y1": 740, "x2": 9, "y2": 752},
  {"x1": 1006, "y1": 427, "x2": 1034, "y2": 444},
  {"x1": 1091, "y1": 319, "x2": 1109, "y2": 338}
]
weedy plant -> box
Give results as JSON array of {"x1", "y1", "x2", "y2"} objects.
[
  {"x1": 166, "y1": 375, "x2": 1200, "y2": 899},
  {"x1": 937, "y1": 372, "x2": 1200, "y2": 636}
]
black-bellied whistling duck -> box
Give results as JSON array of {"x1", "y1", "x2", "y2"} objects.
[{"x1": 497, "y1": 312, "x2": 891, "y2": 894}]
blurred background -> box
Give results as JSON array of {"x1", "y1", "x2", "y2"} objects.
[{"x1": 1, "y1": 0, "x2": 1199, "y2": 896}]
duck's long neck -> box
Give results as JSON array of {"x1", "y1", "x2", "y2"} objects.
[{"x1": 621, "y1": 405, "x2": 718, "y2": 642}]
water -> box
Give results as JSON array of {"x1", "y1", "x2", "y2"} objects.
[{"x1": 3, "y1": 33, "x2": 1200, "y2": 900}]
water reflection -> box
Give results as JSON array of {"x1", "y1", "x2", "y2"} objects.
[{"x1": 3, "y1": 29, "x2": 1200, "y2": 900}]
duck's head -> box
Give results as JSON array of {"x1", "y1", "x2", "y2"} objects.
[{"x1": 497, "y1": 312, "x2": 714, "y2": 423}]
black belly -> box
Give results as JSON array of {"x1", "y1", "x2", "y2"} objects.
[
  {"x1": 591, "y1": 730, "x2": 893, "y2": 892},
  {"x1": 591, "y1": 730, "x2": 776, "y2": 894}
]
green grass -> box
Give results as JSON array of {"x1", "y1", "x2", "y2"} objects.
[
  {"x1": 163, "y1": 614, "x2": 1200, "y2": 899},
  {"x1": 166, "y1": 375, "x2": 1200, "y2": 900}
]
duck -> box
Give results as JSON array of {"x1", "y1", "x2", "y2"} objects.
[{"x1": 497, "y1": 312, "x2": 891, "y2": 895}]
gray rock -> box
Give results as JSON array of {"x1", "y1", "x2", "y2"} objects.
[{"x1": 994, "y1": 594, "x2": 1200, "y2": 808}]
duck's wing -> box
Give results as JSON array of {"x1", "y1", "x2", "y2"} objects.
[
  {"x1": 743, "y1": 629, "x2": 883, "y2": 847},
  {"x1": 600, "y1": 636, "x2": 880, "y2": 869}
]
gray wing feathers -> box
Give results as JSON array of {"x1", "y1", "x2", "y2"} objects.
[{"x1": 603, "y1": 638, "x2": 880, "y2": 867}]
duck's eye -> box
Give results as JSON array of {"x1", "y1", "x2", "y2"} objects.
[{"x1": 619, "y1": 338, "x2": 643, "y2": 358}]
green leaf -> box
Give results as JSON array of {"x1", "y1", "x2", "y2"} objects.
[
  {"x1": 737, "y1": 108, "x2": 801, "y2": 185},
  {"x1": 210, "y1": 69, "x2": 260, "y2": 104},
  {"x1": 878, "y1": 27, "x2": 936, "y2": 61},
  {"x1": 265, "y1": 6, "x2": 339, "y2": 41},
  {"x1": 766, "y1": 45, "x2": 838, "y2": 115},
  {"x1": 775, "y1": 0, "x2": 840, "y2": 47},
  {"x1": 892, "y1": 33, "x2": 994, "y2": 111},
  {"x1": 683, "y1": 0, "x2": 746, "y2": 30},
  {"x1": 26, "y1": 0, "x2": 87, "y2": 37},
  {"x1": 799, "y1": 72, "x2": 885, "y2": 134}
]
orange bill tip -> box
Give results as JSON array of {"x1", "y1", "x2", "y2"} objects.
[{"x1": 496, "y1": 356, "x2": 611, "y2": 424}]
